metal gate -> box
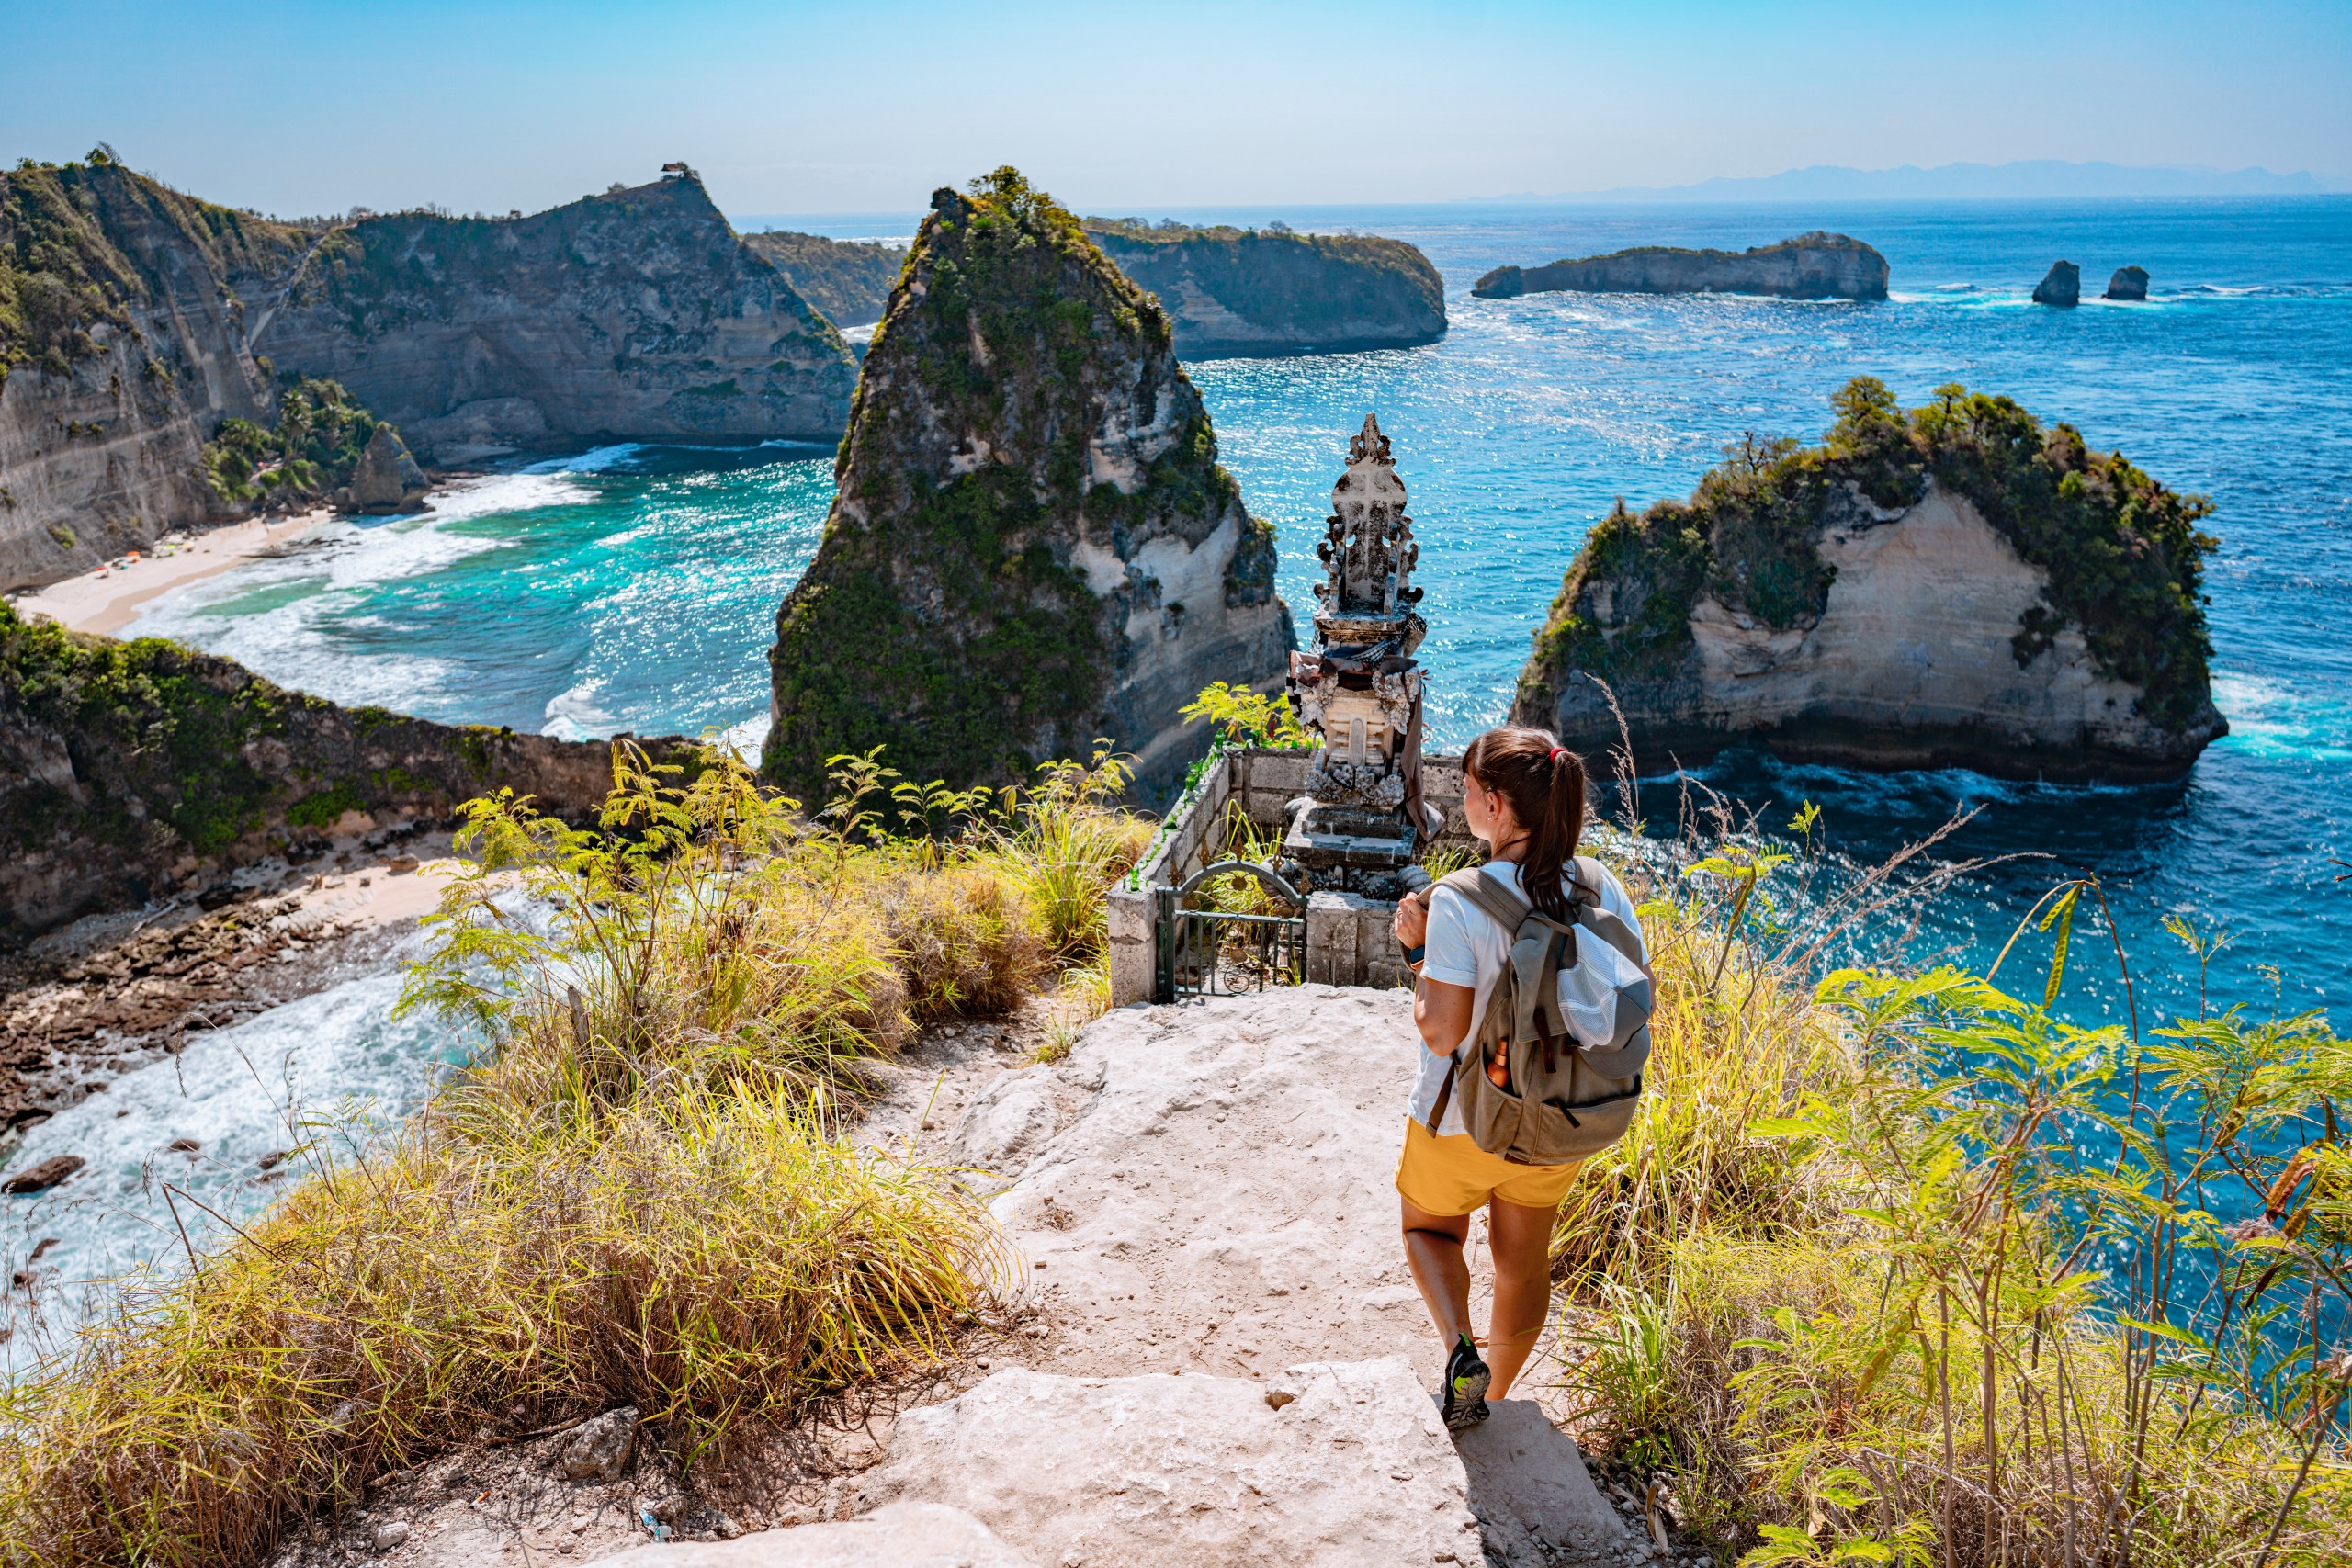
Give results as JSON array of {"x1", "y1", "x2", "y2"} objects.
[{"x1": 1153, "y1": 860, "x2": 1307, "y2": 1003}]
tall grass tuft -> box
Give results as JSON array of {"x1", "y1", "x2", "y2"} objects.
[
  {"x1": 1557, "y1": 819, "x2": 2352, "y2": 1567},
  {"x1": 0, "y1": 742, "x2": 1149, "y2": 1568}
]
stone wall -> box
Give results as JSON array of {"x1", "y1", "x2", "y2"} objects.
[{"x1": 1106, "y1": 747, "x2": 1470, "y2": 1007}]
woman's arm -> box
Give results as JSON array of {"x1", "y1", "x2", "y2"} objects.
[{"x1": 1413, "y1": 976, "x2": 1475, "y2": 1058}]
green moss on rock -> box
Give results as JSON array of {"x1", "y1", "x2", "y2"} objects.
[
  {"x1": 764, "y1": 168, "x2": 1290, "y2": 798},
  {"x1": 1520, "y1": 376, "x2": 2219, "y2": 736}
]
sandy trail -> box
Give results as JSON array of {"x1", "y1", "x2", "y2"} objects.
[{"x1": 9, "y1": 513, "x2": 329, "y2": 637}]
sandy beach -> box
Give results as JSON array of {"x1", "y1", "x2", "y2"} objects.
[{"x1": 7, "y1": 512, "x2": 330, "y2": 637}]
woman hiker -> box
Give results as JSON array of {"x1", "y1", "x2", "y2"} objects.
[{"x1": 1389, "y1": 726, "x2": 1649, "y2": 1430}]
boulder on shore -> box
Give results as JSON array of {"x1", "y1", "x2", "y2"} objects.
[
  {"x1": 2033, "y1": 260, "x2": 2082, "y2": 306},
  {"x1": 332, "y1": 423, "x2": 431, "y2": 513},
  {"x1": 1473, "y1": 232, "x2": 1888, "y2": 301},
  {"x1": 2106, "y1": 265, "x2": 2151, "y2": 301},
  {"x1": 763, "y1": 168, "x2": 1293, "y2": 799},
  {"x1": 1511, "y1": 377, "x2": 2225, "y2": 782}
]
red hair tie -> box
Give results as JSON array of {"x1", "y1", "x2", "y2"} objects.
[{"x1": 1550, "y1": 747, "x2": 1568, "y2": 763}]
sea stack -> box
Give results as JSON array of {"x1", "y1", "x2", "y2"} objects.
[
  {"x1": 2106, "y1": 265, "x2": 2150, "y2": 301},
  {"x1": 1472, "y1": 232, "x2": 1888, "y2": 301},
  {"x1": 1512, "y1": 378, "x2": 2225, "y2": 782},
  {"x1": 763, "y1": 168, "x2": 1294, "y2": 798},
  {"x1": 2033, "y1": 261, "x2": 2081, "y2": 306}
]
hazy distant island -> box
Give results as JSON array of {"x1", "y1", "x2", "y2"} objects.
[
  {"x1": 1081, "y1": 218, "x2": 1445, "y2": 356},
  {"x1": 1475, "y1": 231, "x2": 1888, "y2": 302}
]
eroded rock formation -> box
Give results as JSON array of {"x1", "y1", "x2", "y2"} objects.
[
  {"x1": 1513, "y1": 378, "x2": 2225, "y2": 781},
  {"x1": 254, "y1": 173, "x2": 856, "y2": 461},
  {"x1": 763, "y1": 169, "x2": 1293, "y2": 797},
  {"x1": 2033, "y1": 261, "x2": 2082, "y2": 306},
  {"x1": 0, "y1": 158, "x2": 302, "y2": 586},
  {"x1": 1084, "y1": 220, "x2": 1446, "y2": 356},
  {"x1": 2107, "y1": 265, "x2": 2150, "y2": 301},
  {"x1": 0, "y1": 603, "x2": 691, "y2": 935},
  {"x1": 1474, "y1": 232, "x2": 1888, "y2": 301}
]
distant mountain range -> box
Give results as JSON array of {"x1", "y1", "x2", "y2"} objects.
[{"x1": 1489, "y1": 161, "x2": 2335, "y2": 204}]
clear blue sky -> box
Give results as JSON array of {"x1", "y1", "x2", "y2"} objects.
[{"x1": 6, "y1": 0, "x2": 2346, "y2": 218}]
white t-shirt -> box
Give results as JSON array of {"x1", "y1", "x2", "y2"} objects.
[{"x1": 1409, "y1": 858, "x2": 1647, "y2": 1136}]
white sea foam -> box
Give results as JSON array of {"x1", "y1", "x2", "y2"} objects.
[
  {"x1": 714, "y1": 711, "x2": 771, "y2": 762},
  {"x1": 0, "y1": 957, "x2": 470, "y2": 1371},
  {"x1": 542, "y1": 678, "x2": 619, "y2": 741}
]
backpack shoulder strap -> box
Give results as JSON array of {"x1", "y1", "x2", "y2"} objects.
[{"x1": 1436, "y1": 865, "x2": 1530, "y2": 936}]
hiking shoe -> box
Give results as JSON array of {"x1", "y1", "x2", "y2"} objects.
[{"x1": 1439, "y1": 1334, "x2": 1491, "y2": 1431}]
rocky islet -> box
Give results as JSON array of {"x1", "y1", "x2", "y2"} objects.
[{"x1": 1473, "y1": 231, "x2": 1889, "y2": 301}]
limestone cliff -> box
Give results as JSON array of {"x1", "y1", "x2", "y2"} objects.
[
  {"x1": 0, "y1": 603, "x2": 690, "y2": 936},
  {"x1": 764, "y1": 169, "x2": 1294, "y2": 798},
  {"x1": 1474, "y1": 232, "x2": 1888, "y2": 302},
  {"x1": 740, "y1": 230, "x2": 905, "y2": 328},
  {"x1": 254, "y1": 174, "x2": 856, "y2": 460},
  {"x1": 1513, "y1": 378, "x2": 2224, "y2": 782},
  {"x1": 1084, "y1": 220, "x2": 1445, "y2": 357},
  {"x1": 0, "y1": 156, "x2": 306, "y2": 587}
]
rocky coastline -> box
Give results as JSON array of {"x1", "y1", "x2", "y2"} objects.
[
  {"x1": 254, "y1": 173, "x2": 855, "y2": 464},
  {"x1": 1474, "y1": 231, "x2": 1889, "y2": 301},
  {"x1": 1513, "y1": 378, "x2": 2225, "y2": 781},
  {"x1": 1083, "y1": 220, "x2": 1446, "y2": 356},
  {"x1": 763, "y1": 169, "x2": 1294, "y2": 799}
]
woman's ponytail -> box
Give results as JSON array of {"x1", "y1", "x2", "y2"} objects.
[{"x1": 1460, "y1": 726, "x2": 1588, "y2": 919}]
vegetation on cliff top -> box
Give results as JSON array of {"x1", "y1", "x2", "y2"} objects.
[
  {"x1": 198, "y1": 377, "x2": 407, "y2": 506},
  {"x1": 740, "y1": 229, "x2": 905, "y2": 328},
  {"x1": 1522, "y1": 377, "x2": 2219, "y2": 732},
  {"x1": 0, "y1": 746, "x2": 1147, "y2": 1568},
  {"x1": 765, "y1": 166, "x2": 1277, "y2": 797},
  {"x1": 0, "y1": 151, "x2": 308, "y2": 392},
  {"x1": 1083, "y1": 215, "x2": 1445, "y2": 346},
  {"x1": 1554, "y1": 809, "x2": 2350, "y2": 1564}
]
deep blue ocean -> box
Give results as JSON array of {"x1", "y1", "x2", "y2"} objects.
[{"x1": 123, "y1": 197, "x2": 2351, "y2": 1028}]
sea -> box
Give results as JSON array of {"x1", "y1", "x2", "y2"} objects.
[{"x1": 6, "y1": 197, "x2": 2346, "y2": 1358}]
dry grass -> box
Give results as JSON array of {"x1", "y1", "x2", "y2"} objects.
[
  {"x1": 0, "y1": 743, "x2": 1151, "y2": 1568},
  {"x1": 1555, "y1": 831, "x2": 2352, "y2": 1567}
]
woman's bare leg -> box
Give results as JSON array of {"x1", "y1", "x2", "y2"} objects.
[
  {"x1": 1399, "y1": 1197, "x2": 1474, "y2": 1346},
  {"x1": 1483, "y1": 1196, "x2": 1561, "y2": 1399}
]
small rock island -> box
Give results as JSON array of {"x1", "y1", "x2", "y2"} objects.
[
  {"x1": 763, "y1": 169, "x2": 1295, "y2": 798},
  {"x1": 1473, "y1": 231, "x2": 1888, "y2": 301},
  {"x1": 2033, "y1": 261, "x2": 2081, "y2": 306},
  {"x1": 1083, "y1": 219, "x2": 1446, "y2": 356},
  {"x1": 1512, "y1": 378, "x2": 2225, "y2": 781},
  {"x1": 2107, "y1": 265, "x2": 2150, "y2": 301}
]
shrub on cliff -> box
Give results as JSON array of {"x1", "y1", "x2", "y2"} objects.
[
  {"x1": 199, "y1": 377, "x2": 405, "y2": 506},
  {"x1": 1524, "y1": 376, "x2": 2219, "y2": 734},
  {"x1": 1553, "y1": 818, "x2": 2351, "y2": 1563},
  {"x1": 0, "y1": 742, "x2": 1148, "y2": 1568}
]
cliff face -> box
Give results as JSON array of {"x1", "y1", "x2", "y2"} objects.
[
  {"x1": 1474, "y1": 231, "x2": 1888, "y2": 301},
  {"x1": 255, "y1": 175, "x2": 857, "y2": 460},
  {"x1": 0, "y1": 603, "x2": 685, "y2": 936},
  {"x1": 0, "y1": 159, "x2": 308, "y2": 588},
  {"x1": 740, "y1": 231, "x2": 905, "y2": 328},
  {"x1": 1084, "y1": 221, "x2": 1446, "y2": 356},
  {"x1": 764, "y1": 170, "x2": 1294, "y2": 798},
  {"x1": 1513, "y1": 378, "x2": 2225, "y2": 782}
]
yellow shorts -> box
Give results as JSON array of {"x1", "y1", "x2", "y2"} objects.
[{"x1": 1395, "y1": 1117, "x2": 1585, "y2": 1216}]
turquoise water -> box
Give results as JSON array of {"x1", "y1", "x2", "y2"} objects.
[{"x1": 123, "y1": 197, "x2": 2352, "y2": 1028}]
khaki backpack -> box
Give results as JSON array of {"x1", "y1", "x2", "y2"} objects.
[{"x1": 1421, "y1": 857, "x2": 1654, "y2": 1165}]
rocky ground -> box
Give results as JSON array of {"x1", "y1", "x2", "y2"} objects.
[
  {"x1": 0, "y1": 825, "x2": 453, "y2": 1156},
  {"x1": 276, "y1": 987, "x2": 1726, "y2": 1568}
]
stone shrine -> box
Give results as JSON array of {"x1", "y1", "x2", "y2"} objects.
[{"x1": 1283, "y1": 413, "x2": 1443, "y2": 896}]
